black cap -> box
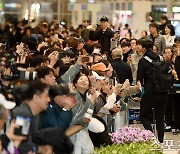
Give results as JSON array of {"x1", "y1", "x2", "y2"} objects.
[
  {"x1": 49, "y1": 84, "x2": 76, "y2": 98},
  {"x1": 100, "y1": 16, "x2": 108, "y2": 22}
]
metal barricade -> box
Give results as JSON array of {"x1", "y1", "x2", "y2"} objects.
[
  {"x1": 113, "y1": 98, "x2": 129, "y2": 132},
  {"x1": 127, "y1": 97, "x2": 141, "y2": 125},
  {"x1": 111, "y1": 97, "x2": 141, "y2": 132}
]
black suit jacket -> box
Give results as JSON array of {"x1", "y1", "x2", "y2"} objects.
[
  {"x1": 111, "y1": 58, "x2": 133, "y2": 84},
  {"x1": 89, "y1": 28, "x2": 114, "y2": 55}
]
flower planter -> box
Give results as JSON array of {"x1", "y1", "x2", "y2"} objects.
[{"x1": 94, "y1": 126, "x2": 163, "y2": 154}]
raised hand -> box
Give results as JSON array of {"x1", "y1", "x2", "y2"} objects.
[
  {"x1": 48, "y1": 51, "x2": 59, "y2": 67},
  {"x1": 136, "y1": 80, "x2": 142, "y2": 91},
  {"x1": 90, "y1": 87, "x2": 97, "y2": 105},
  {"x1": 6, "y1": 120, "x2": 27, "y2": 148},
  {"x1": 64, "y1": 96, "x2": 77, "y2": 111},
  {"x1": 122, "y1": 79, "x2": 130, "y2": 89}
]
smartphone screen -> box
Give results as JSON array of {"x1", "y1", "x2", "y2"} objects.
[
  {"x1": 89, "y1": 56, "x2": 93, "y2": 63},
  {"x1": 15, "y1": 116, "x2": 31, "y2": 136},
  {"x1": 16, "y1": 116, "x2": 24, "y2": 126}
]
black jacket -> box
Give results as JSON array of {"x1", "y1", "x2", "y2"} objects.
[
  {"x1": 137, "y1": 49, "x2": 160, "y2": 93},
  {"x1": 122, "y1": 49, "x2": 133, "y2": 63},
  {"x1": 111, "y1": 58, "x2": 133, "y2": 84},
  {"x1": 89, "y1": 28, "x2": 114, "y2": 55},
  {"x1": 175, "y1": 56, "x2": 180, "y2": 80},
  {"x1": 159, "y1": 20, "x2": 171, "y2": 35}
]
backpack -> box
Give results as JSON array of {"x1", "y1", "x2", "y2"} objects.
[{"x1": 144, "y1": 55, "x2": 174, "y2": 92}]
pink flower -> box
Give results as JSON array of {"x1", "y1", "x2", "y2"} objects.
[{"x1": 112, "y1": 126, "x2": 154, "y2": 144}]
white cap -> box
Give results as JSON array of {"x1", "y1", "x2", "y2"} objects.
[
  {"x1": 0, "y1": 93, "x2": 16, "y2": 110},
  {"x1": 88, "y1": 117, "x2": 105, "y2": 133},
  {"x1": 92, "y1": 71, "x2": 105, "y2": 80}
]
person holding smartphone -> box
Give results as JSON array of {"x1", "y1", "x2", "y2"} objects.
[
  {"x1": 12, "y1": 81, "x2": 53, "y2": 154},
  {"x1": 89, "y1": 16, "x2": 115, "y2": 58},
  {"x1": 0, "y1": 95, "x2": 26, "y2": 154}
]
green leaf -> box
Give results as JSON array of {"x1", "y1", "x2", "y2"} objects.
[{"x1": 94, "y1": 142, "x2": 163, "y2": 154}]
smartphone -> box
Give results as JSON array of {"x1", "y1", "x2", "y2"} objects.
[
  {"x1": 15, "y1": 115, "x2": 31, "y2": 136},
  {"x1": 109, "y1": 79, "x2": 113, "y2": 85},
  {"x1": 109, "y1": 78, "x2": 116, "y2": 86},
  {"x1": 82, "y1": 56, "x2": 90, "y2": 62},
  {"x1": 113, "y1": 77, "x2": 116, "y2": 86},
  {"x1": 89, "y1": 56, "x2": 93, "y2": 63}
]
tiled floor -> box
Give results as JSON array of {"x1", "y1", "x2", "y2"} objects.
[
  {"x1": 163, "y1": 132, "x2": 180, "y2": 154},
  {"x1": 130, "y1": 124, "x2": 180, "y2": 154}
]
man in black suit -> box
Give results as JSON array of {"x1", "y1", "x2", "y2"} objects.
[
  {"x1": 89, "y1": 16, "x2": 116, "y2": 58},
  {"x1": 111, "y1": 48, "x2": 133, "y2": 84}
]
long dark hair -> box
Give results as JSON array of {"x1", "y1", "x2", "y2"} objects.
[{"x1": 166, "y1": 24, "x2": 175, "y2": 36}]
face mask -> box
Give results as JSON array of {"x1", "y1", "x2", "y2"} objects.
[{"x1": 93, "y1": 48, "x2": 100, "y2": 54}]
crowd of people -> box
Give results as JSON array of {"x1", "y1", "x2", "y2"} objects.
[{"x1": 0, "y1": 14, "x2": 179, "y2": 154}]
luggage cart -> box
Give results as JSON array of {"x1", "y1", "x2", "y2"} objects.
[{"x1": 112, "y1": 96, "x2": 141, "y2": 132}]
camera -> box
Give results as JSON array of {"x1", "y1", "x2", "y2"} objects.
[
  {"x1": 0, "y1": 53, "x2": 36, "y2": 81},
  {"x1": 18, "y1": 70, "x2": 37, "y2": 80},
  {"x1": 1, "y1": 68, "x2": 37, "y2": 81},
  {"x1": 15, "y1": 115, "x2": 31, "y2": 136}
]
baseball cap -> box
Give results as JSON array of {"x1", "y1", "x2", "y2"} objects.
[
  {"x1": 0, "y1": 93, "x2": 16, "y2": 110},
  {"x1": 111, "y1": 48, "x2": 123, "y2": 57},
  {"x1": 49, "y1": 84, "x2": 76, "y2": 98},
  {"x1": 91, "y1": 62, "x2": 110, "y2": 72},
  {"x1": 100, "y1": 16, "x2": 108, "y2": 22}
]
